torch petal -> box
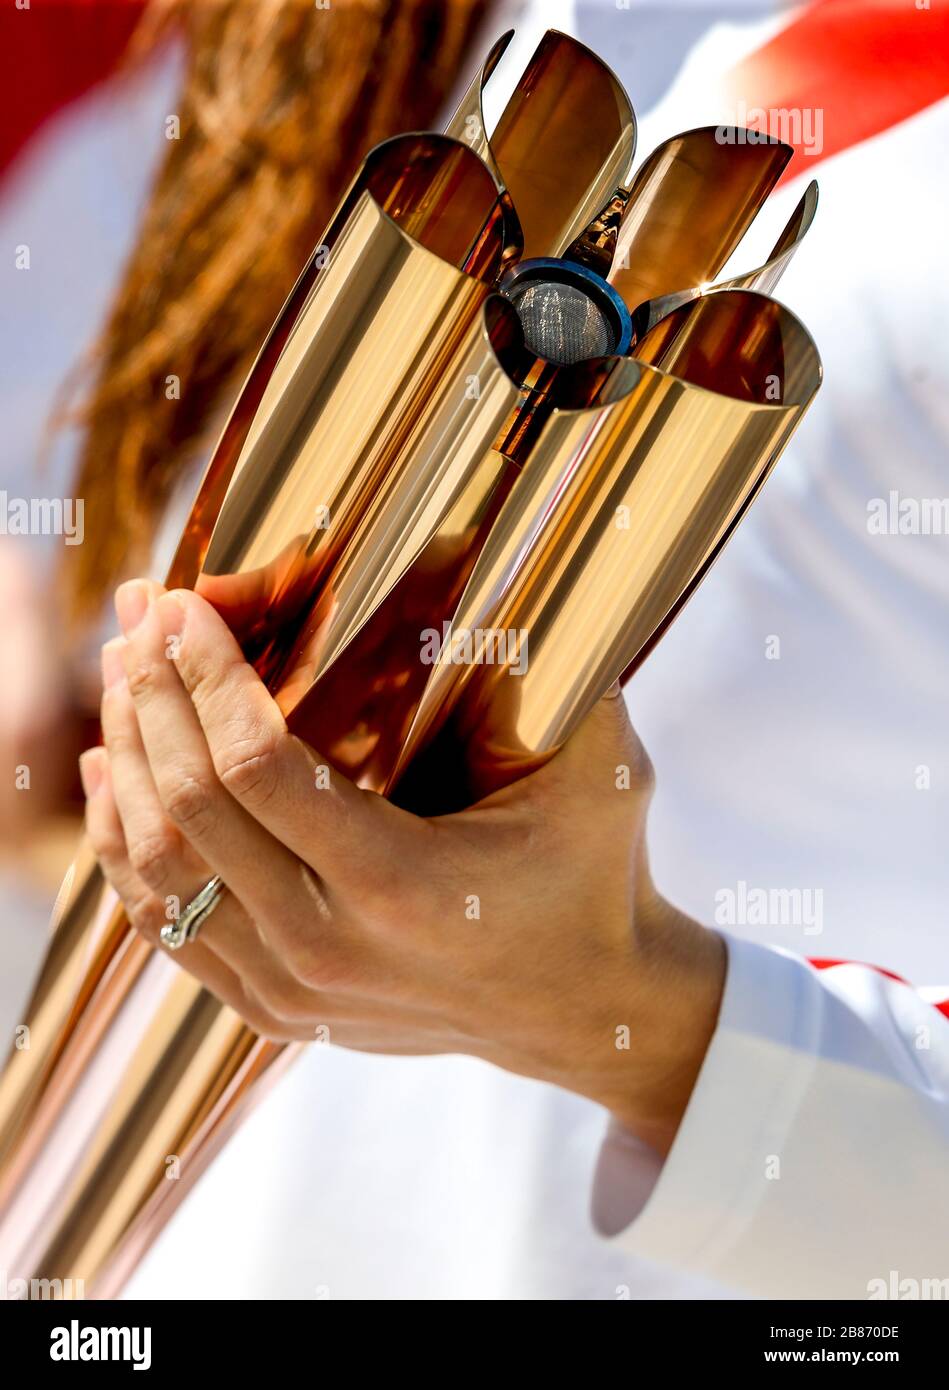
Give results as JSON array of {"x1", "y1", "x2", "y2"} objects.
[
  {"x1": 447, "y1": 29, "x2": 636, "y2": 261},
  {"x1": 609, "y1": 125, "x2": 792, "y2": 314}
]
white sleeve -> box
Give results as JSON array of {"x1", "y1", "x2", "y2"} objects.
[{"x1": 592, "y1": 932, "x2": 949, "y2": 1299}]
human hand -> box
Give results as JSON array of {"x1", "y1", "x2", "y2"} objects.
[{"x1": 80, "y1": 579, "x2": 725, "y2": 1155}]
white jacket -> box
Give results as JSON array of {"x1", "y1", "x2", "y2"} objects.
[{"x1": 596, "y1": 936, "x2": 949, "y2": 1299}]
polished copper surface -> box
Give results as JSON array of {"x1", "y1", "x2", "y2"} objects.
[
  {"x1": 390, "y1": 290, "x2": 821, "y2": 810},
  {"x1": 446, "y1": 29, "x2": 636, "y2": 260},
  {"x1": 609, "y1": 126, "x2": 791, "y2": 313},
  {"x1": 628, "y1": 178, "x2": 819, "y2": 342},
  {"x1": 170, "y1": 131, "x2": 514, "y2": 591}
]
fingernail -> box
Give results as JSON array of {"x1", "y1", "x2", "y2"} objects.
[
  {"x1": 101, "y1": 637, "x2": 127, "y2": 690},
  {"x1": 115, "y1": 580, "x2": 151, "y2": 637},
  {"x1": 79, "y1": 748, "x2": 104, "y2": 798}
]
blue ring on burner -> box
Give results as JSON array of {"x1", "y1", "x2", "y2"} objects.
[{"x1": 501, "y1": 257, "x2": 633, "y2": 359}]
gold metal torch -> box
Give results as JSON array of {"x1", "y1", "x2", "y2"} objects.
[{"x1": 0, "y1": 30, "x2": 820, "y2": 1297}]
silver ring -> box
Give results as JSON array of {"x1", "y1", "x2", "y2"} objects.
[{"x1": 160, "y1": 875, "x2": 225, "y2": 951}]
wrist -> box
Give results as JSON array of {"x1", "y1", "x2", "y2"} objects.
[{"x1": 602, "y1": 898, "x2": 726, "y2": 1156}]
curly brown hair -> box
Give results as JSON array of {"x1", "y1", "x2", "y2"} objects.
[{"x1": 59, "y1": 0, "x2": 487, "y2": 621}]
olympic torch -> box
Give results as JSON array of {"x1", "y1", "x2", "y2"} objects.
[{"x1": 0, "y1": 30, "x2": 820, "y2": 1297}]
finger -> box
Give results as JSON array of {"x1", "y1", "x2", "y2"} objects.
[
  {"x1": 81, "y1": 744, "x2": 315, "y2": 1041},
  {"x1": 81, "y1": 744, "x2": 146, "y2": 908},
  {"x1": 153, "y1": 586, "x2": 431, "y2": 891},
  {"x1": 85, "y1": 704, "x2": 260, "y2": 978},
  {"x1": 115, "y1": 584, "x2": 334, "y2": 981},
  {"x1": 82, "y1": 748, "x2": 447, "y2": 1040},
  {"x1": 170, "y1": 946, "x2": 314, "y2": 1041},
  {"x1": 99, "y1": 638, "x2": 308, "y2": 995},
  {"x1": 113, "y1": 575, "x2": 166, "y2": 634},
  {"x1": 99, "y1": 638, "x2": 192, "y2": 903}
]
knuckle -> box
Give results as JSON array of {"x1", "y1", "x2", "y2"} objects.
[
  {"x1": 238, "y1": 985, "x2": 295, "y2": 1043},
  {"x1": 355, "y1": 863, "x2": 404, "y2": 923},
  {"x1": 638, "y1": 747, "x2": 656, "y2": 795},
  {"x1": 188, "y1": 651, "x2": 225, "y2": 706},
  {"x1": 254, "y1": 1020, "x2": 297, "y2": 1044},
  {"x1": 215, "y1": 734, "x2": 281, "y2": 806},
  {"x1": 255, "y1": 976, "x2": 312, "y2": 1025},
  {"x1": 623, "y1": 735, "x2": 655, "y2": 798},
  {"x1": 128, "y1": 830, "x2": 176, "y2": 890},
  {"x1": 293, "y1": 941, "x2": 354, "y2": 993},
  {"x1": 126, "y1": 889, "x2": 166, "y2": 942},
  {"x1": 162, "y1": 773, "x2": 214, "y2": 833},
  {"x1": 125, "y1": 657, "x2": 161, "y2": 702},
  {"x1": 86, "y1": 819, "x2": 125, "y2": 870},
  {"x1": 98, "y1": 707, "x2": 137, "y2": 754}
]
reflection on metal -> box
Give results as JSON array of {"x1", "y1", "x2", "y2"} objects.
[
  {"x1": 564, "y1": 186, "x2": 631, "y2": 278},
  {"x1": 0, "y1": 28, "x2": 822, "y2": 1297},
  {"x1": 609, "y1": 126, "x2": 791, "y2": 314},
  {"x1": 717, "y1": 178, "x2": 819, "y2": 296},
  {"x1": 628, "y1": 180, "x2": 820, "y2": 343},
  {"x1": 390, "y1": 291, "x2": 821, "y2": 810},
  {"x1": 446, "y1": 29, "x2": 636, "y2": 259}
]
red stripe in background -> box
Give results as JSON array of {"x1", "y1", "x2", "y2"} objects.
[
  {"x1": 0, "y1": 0, "x2": 146, "y2": 183},
  {"x1": 809, "y1": 958, "x2": 908, "y2": 984},
  {"x1": 6, "y1": 3, "x2": 947, "y2": 188},
  {"x1": 724, "y1": 0, "x2": 949, "y2": 181},
  {"x1": 809, "y1": 959, "x2": 949, "y2": 1018}
]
